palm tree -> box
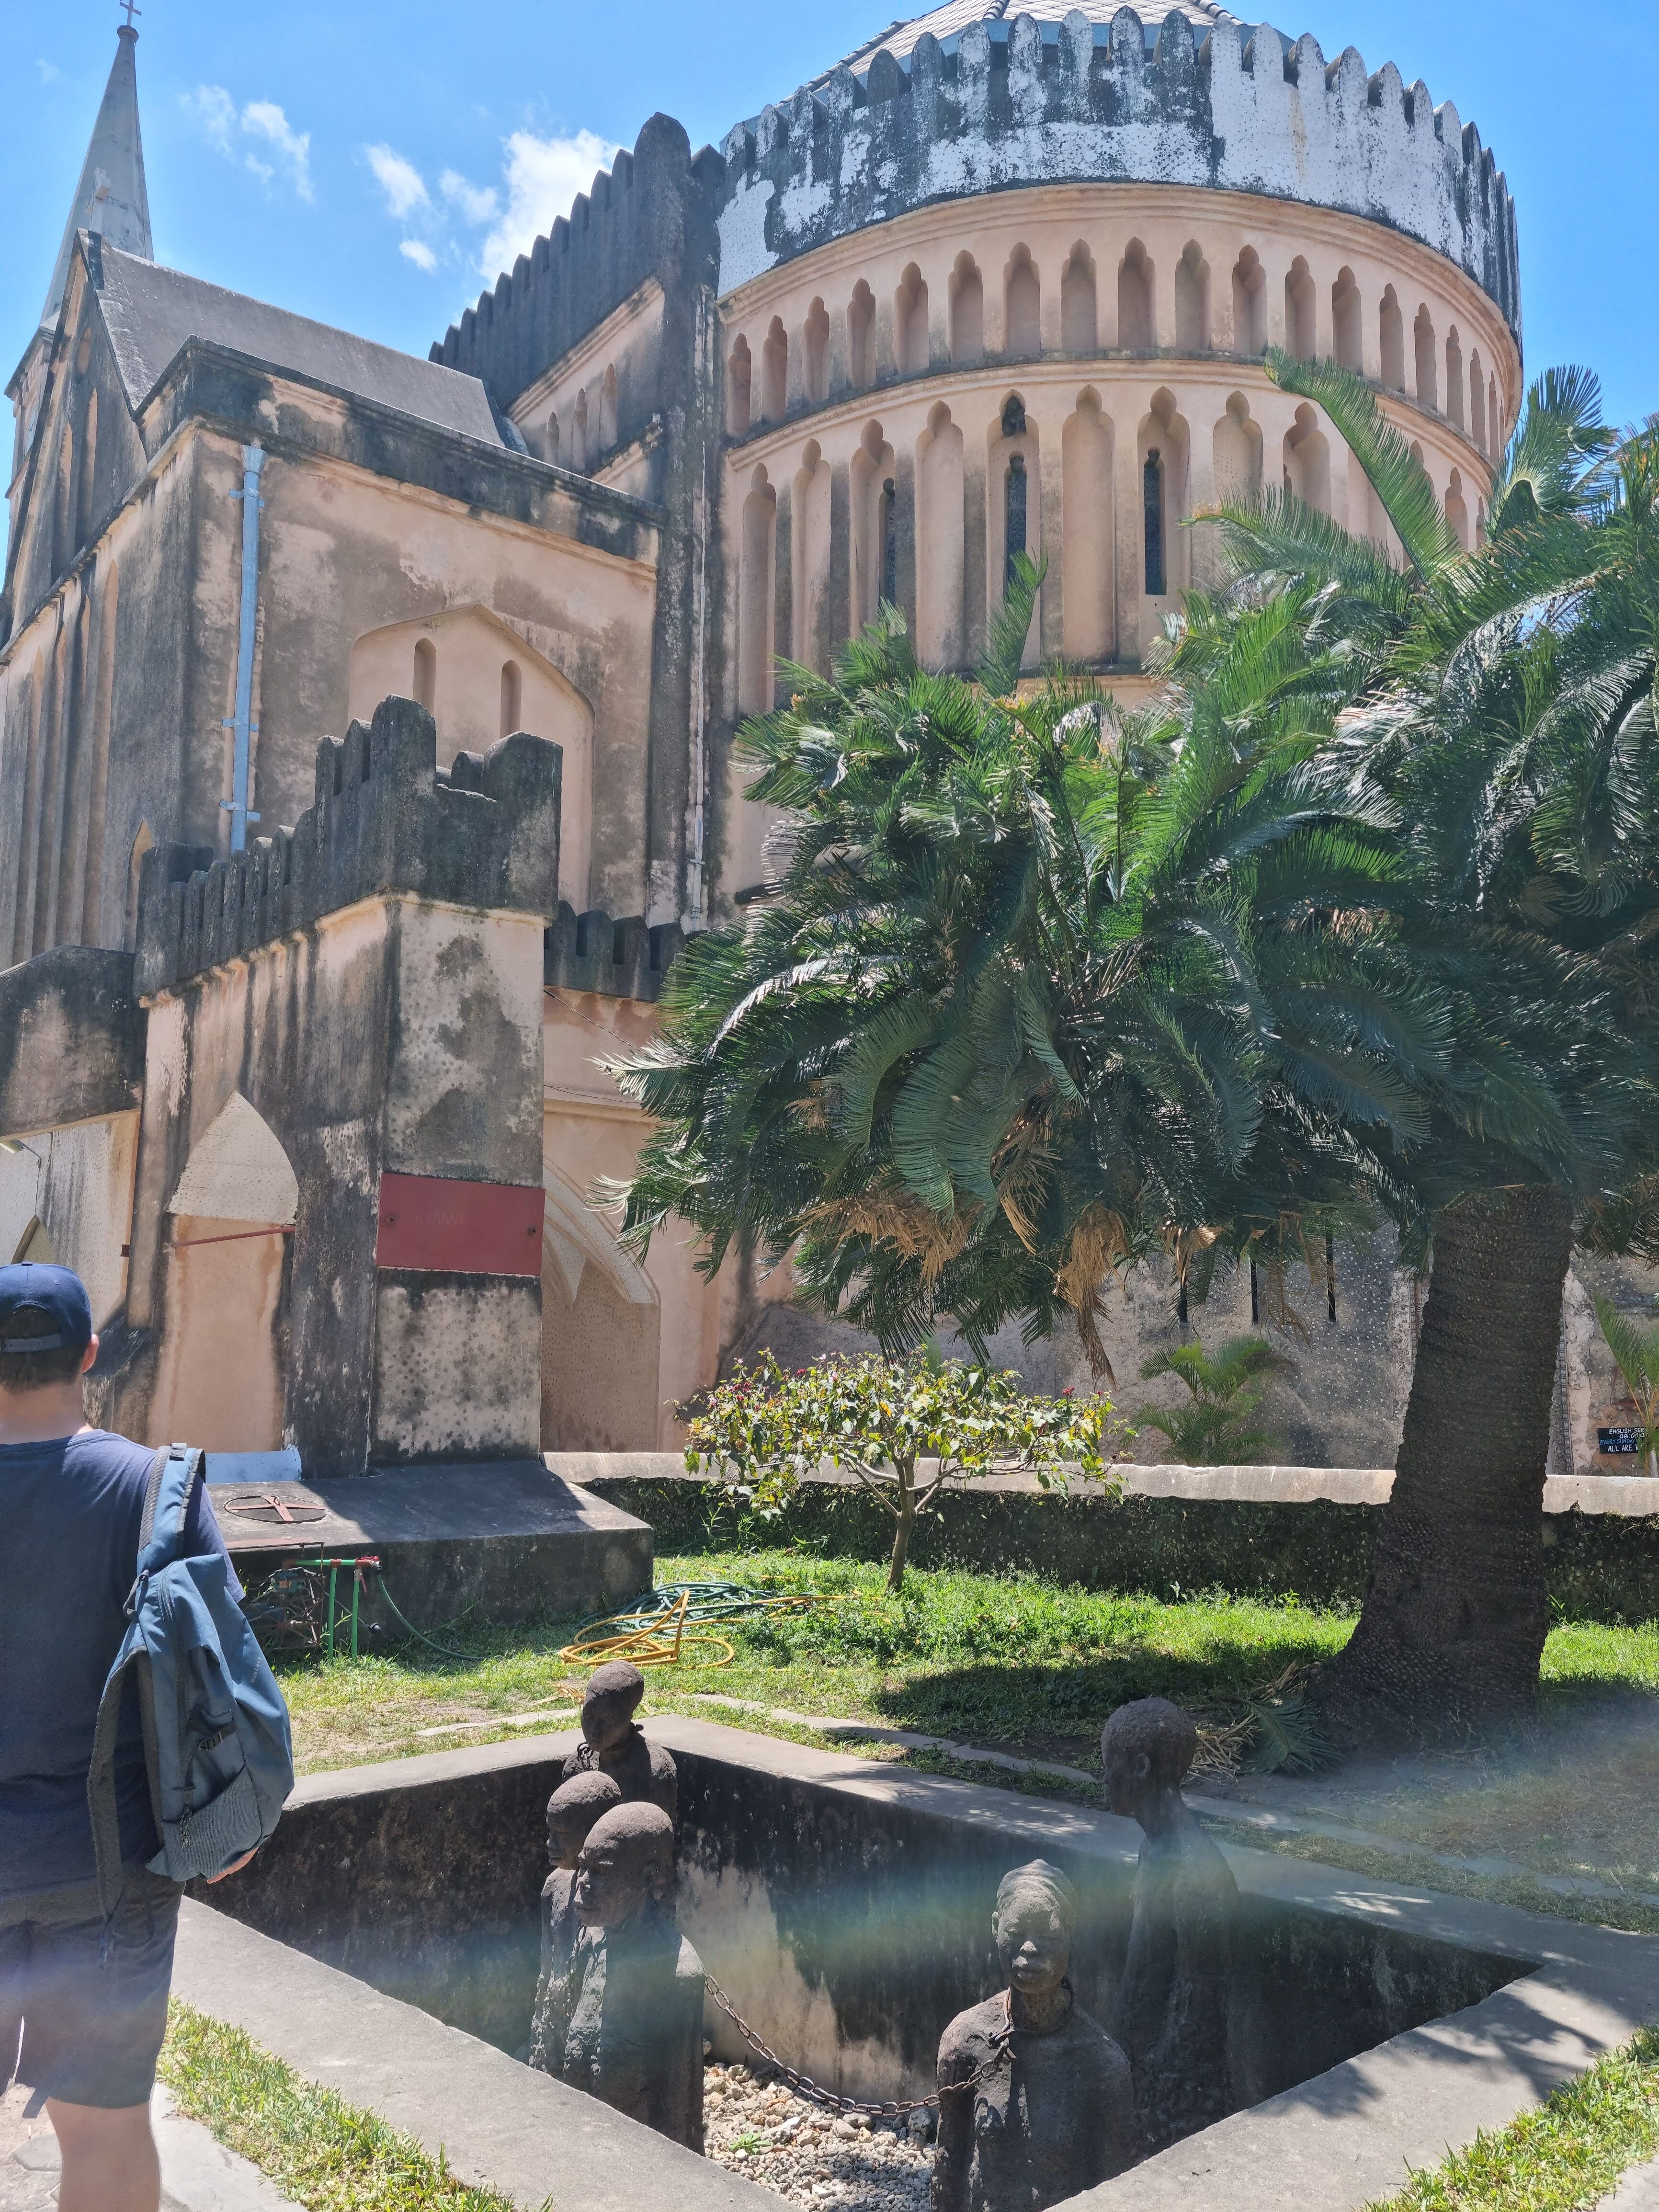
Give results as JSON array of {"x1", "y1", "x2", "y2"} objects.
[
  {"x1": 1203, "y1": 353, "x2": 1659, "y2": 1734},
  {"x1": 1133, "y1": 1334, "x2": 1292, "y2": 1466},
  {"x1": 611, "y1": 558, "x2": 1441, "y2": 1381}
]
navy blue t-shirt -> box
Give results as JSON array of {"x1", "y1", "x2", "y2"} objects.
[{"x1": 0, "y1": 1428, "x2": 241, "y2": 1900}]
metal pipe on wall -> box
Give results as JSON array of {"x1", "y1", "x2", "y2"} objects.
[{"x1": 226, "y1": 444, "x2": 266, "y2": 854}]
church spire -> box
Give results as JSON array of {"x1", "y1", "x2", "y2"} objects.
[{"x1": 40, "y1": 17, "x2": 153, "y2": 335}]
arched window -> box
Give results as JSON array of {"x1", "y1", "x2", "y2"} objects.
[
  {"x1": 1445, "y1": 329, "x2": 1465, "y2": 430},
  {"x1": 896, "y1": 265, "x2": 929, "y2": 376},
  {"x1": 546, "y1": 411, "x2": 561, "y2": 464},
  {"x1": 848, "y1": 282, "x2": 875, "y2": 390},
  {"x1": 1489, "y1": 375, "x2": 1500, "y2": 455},
  {"x1": 761, "y1": 317, "x2": 788, "y2": 422},
  {"x1": 1469, "y1": 352, "x2": 1486, "y2": 453},
  {"x1": 803, "y1": 298, "x2": 830, "y2": 403},
  {"x1": 1118, "y1": 240, "x2": 1154, "y2": 352},
  {"x1": 1231, "y1": 248, "x2": 1266, "y2": 354},
  {"x1": 599, "y1": 365, "x2": 617, "y2": 452},
  {"x1": 1414, "y1": 307, "x2": 1437, "y2": 410},
  {"x1": 572, "y1": 390, "x2": 589, "y2": 471},
  {"x1": 1379, "y1": 287, "x2": 1405, "y2": 391},
  {"x1": 1143, "y1": 449, "x2": 1165, "y2": 595},
  {"x1": 413, "y1": 636, "x2": 436, "y2": 712},
  {"x1": 727, "y1": 337, "x2": 752, "y2": 439},
  {"x1": 950, "y1": 255, "x2": 984, "y2": 364},
  {"x1": 1175, "y1": 242, "x2": 1209, "y2": 351},
  {"x1": 1061, "y1": 245, "x2": 1096, "y2": 352},
  {"x1": 1332, "y1": 268, "x2": 1362, "y2": 372},
  {"x1": 1005, "y1": 247, "x2": 1040, "y2": 358},
  {"x1": 500, "y1": 659, "x2": 522, "y2": 738},
  {"x1": 880, "y1": 478, "x2": 898, "y2": 608},
  {"x1": 1285, "y1": 258, "x2": 1317, "y2": 360}
]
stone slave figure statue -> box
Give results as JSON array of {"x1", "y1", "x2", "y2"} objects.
[
  {"x1": 557, "y1": 1801, "x2": 705, "y2": 2151},
  {"x1": 561, "y1": 1658, "x2": 678, "y2": 1821},
  {"x1": 933, "y1": 1860, "x2": 1136, "y2": 2212},
  {"x1": 528, "y1": 1769, "x2": 622, "y2": 2074},
  {"x1": 1101, "y1": 1696, "x2": 1239, "y2": 2151}
]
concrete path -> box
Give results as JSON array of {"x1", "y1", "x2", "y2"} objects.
[
  {"x1": 1602, "y1": 2155, "x2": 1659, "y2": 2209},
  {"x1": 0, "y1": 2082, "x2": 297, "y2": 2211}
]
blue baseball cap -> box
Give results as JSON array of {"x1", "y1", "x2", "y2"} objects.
[{"x1": 0, "y1": 1263, "x2": 93, "y2": 1354}]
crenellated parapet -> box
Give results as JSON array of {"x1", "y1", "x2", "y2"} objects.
[
  {"x1": 429, "y1": 113, "x2": 725, "y2": 412},
  {"x1": 717, "y1": 9, "x2": 1520, "y2": 338},
  {"x1": 135, "y1": 696, "x2": 563, "y2": 998},
  {"x1": 544, "y1": 902, "x2": 684, "y2": 1003}
]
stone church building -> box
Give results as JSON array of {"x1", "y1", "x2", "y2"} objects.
[{"x1": 0, "y1": 5, "x2": 1632, "y2": 1474}]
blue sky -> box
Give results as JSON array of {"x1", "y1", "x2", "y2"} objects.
[{"x1": 2, "y1": 0, "x2": 1655, "y2": 475}]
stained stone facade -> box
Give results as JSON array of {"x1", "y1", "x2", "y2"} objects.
[{"x1": 0, "y1": 7, "x2": 1643, "y2": 1471}]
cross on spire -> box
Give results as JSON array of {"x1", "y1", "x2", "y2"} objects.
[{"x1": 119, "y1": 1, "x2": 141, "y2": 28}]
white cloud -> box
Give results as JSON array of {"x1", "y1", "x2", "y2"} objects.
[
  {"x1": 184, "y1": 83, "x2": 237, "y2": 158},
  {"x1": 480, "y1": 129, "x2": 617, "y2": 279},
  {"x1": 242, "y1": 100, "x2": 313, "y2": 202},
  {"x1": 399, "y1": 238, "x2": 438, "y2": 273},
  {"x1": 440, "y1": 169, "x2": 499, "y2": 225},
  {"x1": 366, "y1": 143, "x2": 429, "y2": 220},
  {"x1": 37, "y1": 57, "x2": 61, "y2": 84},
  {"x1": 186, "y1": 85, "x2": 312, "y2": 200}
]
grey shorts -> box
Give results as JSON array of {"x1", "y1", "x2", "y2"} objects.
[{"x1": 0, "y1": 1867, "x2": 182, "y2": 2109}]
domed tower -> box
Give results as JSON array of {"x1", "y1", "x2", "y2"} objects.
[{"x1": 714, "y1": 1, "x2": 1519, "y2": 866}]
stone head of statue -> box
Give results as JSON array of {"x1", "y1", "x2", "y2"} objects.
[
  {"x1": 580, "y1": 1659, "x2": 647, "y2": 1756},
  {"x1": 1100, "y1": 1696, "x2": 1197, "y2": 1824},
  {"x1": 991, "y1": 1859, "x2": 1078, "y2": 2005},
  {"x1": 573, "y1": 1801, "x2": 676, "y2": 1931},
  {"x1": 545, "y1": 1769, "x2": 624, "y2": 1870}
]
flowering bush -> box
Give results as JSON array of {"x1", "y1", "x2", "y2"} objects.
[{"x1": 685, "y1": 1349, "x2": 1124, "y2": 1589}]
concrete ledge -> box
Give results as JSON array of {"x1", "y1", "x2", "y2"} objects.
[
  {"x1": 172, "y1": 1903, "x2": 779, "y2": 2212},
  {"x1": 550, "y1": 1452, "x2": 1659, "y2": 1517},
  {"x1": 209, "y1": 1459, "x2": 652, "y2": 1625}
]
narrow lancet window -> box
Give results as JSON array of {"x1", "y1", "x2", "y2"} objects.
[
  {"x1": 880, "y1": 478, "x2": 898, "y2": 607},
  {"x1": 1143, "y1": 449, "x2": 1165, "y2": 595},
  {"x1": 1004, "y1": 455, "x2": 1028, "y2": 590}
]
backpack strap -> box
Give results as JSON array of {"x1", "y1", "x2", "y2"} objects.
[
  {"x1": 137, "y1": 1443, "x2": 204, "y2": 1578},
  {"x1": 89, "y1": 1444, "x2": 204, "y2": 1931}
]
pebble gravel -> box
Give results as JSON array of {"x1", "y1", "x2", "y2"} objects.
[{"x1": 702, "y1": 2061, "x2": 934, "y2": 2211}]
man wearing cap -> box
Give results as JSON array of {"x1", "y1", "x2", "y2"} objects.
[{"x1": 0, "y1": 1263, "x2": 251, "y2": 2212}]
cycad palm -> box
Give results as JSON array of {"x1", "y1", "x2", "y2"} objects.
[
  {"x1": 1133, "y1": 1334, "x2": 1292, "y2": 1467},
  {"x1": 613, "y1": 557, "x2": 1437, "y2": 1375},
  {"x1": 1204, "y1": 351, "x2": 1658, "y2": 1730}
]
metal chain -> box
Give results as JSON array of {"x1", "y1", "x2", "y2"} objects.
[{"x1": 703, "y1": 1974, "x2": 1013, "y2": 2121}]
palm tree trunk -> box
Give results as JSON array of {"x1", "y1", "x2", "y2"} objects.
[{"x1": 1317, "y1": 1184, "x2": 1573, "y2": 1737}]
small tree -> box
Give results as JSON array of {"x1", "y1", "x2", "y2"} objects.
[
  {"x1": 1132, "y1": 1334, "x2": 1292, "y2": 1466},
  {"x1": 685, "y1": 1350, "x2": 1122, "y2": 1591},
  {"x1": 1592, "y1": 1294, "x2": 1659, "y2": 1478}
]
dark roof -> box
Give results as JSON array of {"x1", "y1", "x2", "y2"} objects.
[{"x1": 90, "y1": 240, "x2": 504, "y2": 445}]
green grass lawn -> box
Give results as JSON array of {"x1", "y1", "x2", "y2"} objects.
[{"x1": 271, "y1": 1548, "x2": 1659, "y2": 1921}]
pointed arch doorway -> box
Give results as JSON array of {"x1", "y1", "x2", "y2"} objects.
[{"x1": 150, "y1": 1094, "x2": 298, "y2": 1450}]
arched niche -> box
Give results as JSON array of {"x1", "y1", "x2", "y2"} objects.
[
  {"x1": 916, "y1": 403, "x2": 966, "y2": 670},
  {"x1": 792, "y1": 442, "x2": 833, "y2": 676},
  {"x1": 1062, "y1": 389, "x2": 1114, "y2": 664},
  {"x1": 152, "y1": 1094, "x2": 296, "y2": 1451},
  {"x1": 348, "y1": 606, "x2": 594, "y2": 906},
  {"x1": 851, "y1": 422, "x2": 898, "y2": 634},
  {"x1": 739, "y1": 466, "x2": 779, "y2": 715},
  {"x1": 1137, "y1": 389, "x2": 1191, "y2": 601},
  {"x1": 1284, "y1": 403, "x2": 1332, "y2": 515},
  {"x1": 541, "y1": 1166, "x2": 661, "y2": 1451},
  {"x1": 988, "y1": 394, "x2": 1041, "y2": 668}
]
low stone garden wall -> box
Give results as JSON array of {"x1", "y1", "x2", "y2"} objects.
[{"x1": 552, "y1": 1457, "x2": 1659, "y2": 1622}]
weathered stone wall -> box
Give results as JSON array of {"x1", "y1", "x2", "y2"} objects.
[
  {"x1": 720, "y1": 11, "x2": 1520, "y2": 332},
  {"x1": 92, "y1": 697, "x2": 558, "y2": 1470}
]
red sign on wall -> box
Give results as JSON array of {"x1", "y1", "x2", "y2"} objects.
[{"x1": 375, "y1": 1173, "x2": 545, "y2": 1278}]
